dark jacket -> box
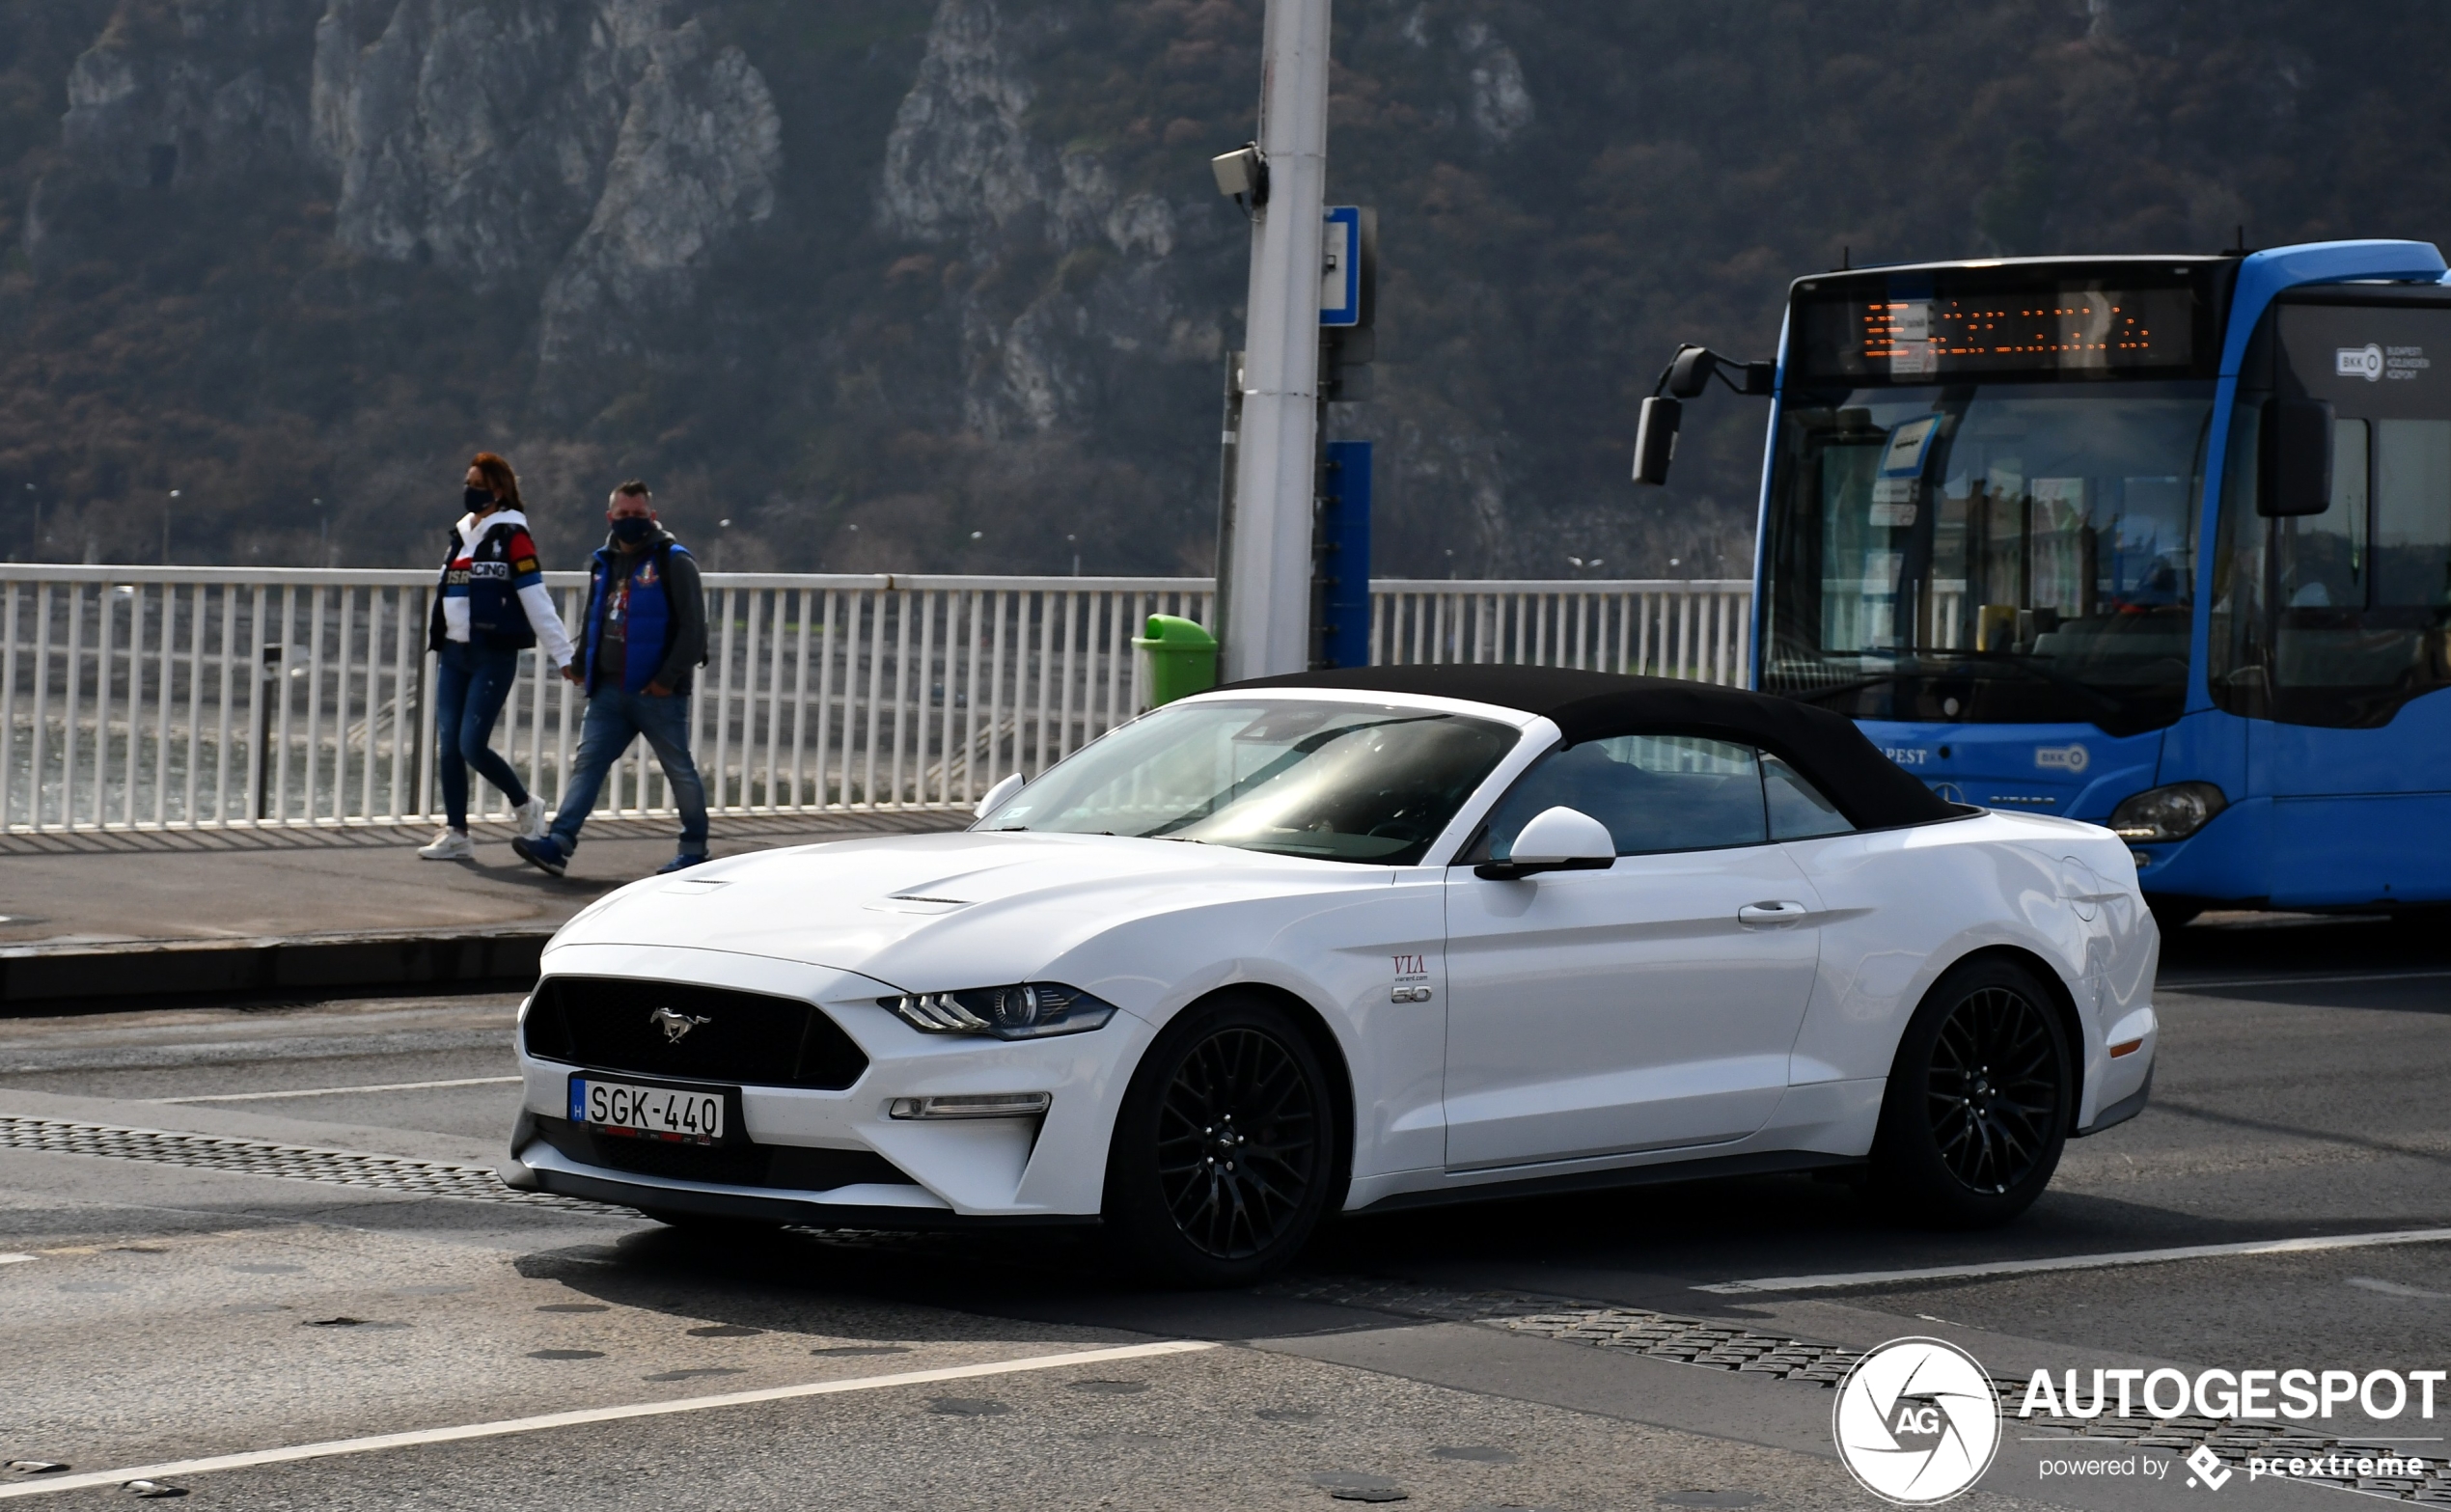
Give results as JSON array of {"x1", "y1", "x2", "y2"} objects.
[
  {"x1": 428, "y1": 510, "x2": 558, "y2": 653},
  {"x1": 574, "y1": 528, "x2": 707, "y2": 696}
]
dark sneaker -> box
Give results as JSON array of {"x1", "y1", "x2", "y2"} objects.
[
  {"x1": 654, "y1": 853, "x2": 708, "y2": 875},
  {"x1": 511, "y1": 835, "x2": 567, "y2": 877}
]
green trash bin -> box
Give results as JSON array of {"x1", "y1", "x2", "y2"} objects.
[{"x1": 1133, "y1": 614, "x2": 1218, "y2": 708}]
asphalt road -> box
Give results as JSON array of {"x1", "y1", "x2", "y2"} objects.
[{"x1": 0, "y1": 912, "x2": 2444, "y2": 1510}]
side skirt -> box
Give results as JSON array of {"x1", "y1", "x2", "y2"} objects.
[{"x1": 1351, "y1": 1149, "x2": 1864, "y2": 1216}]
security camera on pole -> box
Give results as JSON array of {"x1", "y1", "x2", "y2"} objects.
[{"x1": 1210, "y1": 0, "x2": 1332, "y2": 682}]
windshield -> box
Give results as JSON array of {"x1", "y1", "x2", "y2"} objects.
[
  {"x1": 975, "y1": 699, "x2": 1520, "y2": 864},
  {"x1": 1760, "y1": 380, "x2": 2213, "y2": 734}
]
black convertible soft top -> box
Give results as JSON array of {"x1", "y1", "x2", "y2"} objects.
[{"x1": 1227, "y1": 664, "x2": 1957, "y2": 831}]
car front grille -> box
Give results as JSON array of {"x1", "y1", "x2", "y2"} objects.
[
  {"x1": 521, "y1": 976, "x2": 869, "y2": 1090},
  {"x1": 532, "y1": 1116, "x2": 910, "y2": 1192}
]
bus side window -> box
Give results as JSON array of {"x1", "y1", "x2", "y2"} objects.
[
  {"x1": 2374, "y1": 419, "x2": 2451, "y2": 611},
  {"x1": 2262, "y1": 299, "x2": 2451, "y2": 726},
  {"x1": 2275, "y1": 419, "x2": 2367, "y2": 611}
]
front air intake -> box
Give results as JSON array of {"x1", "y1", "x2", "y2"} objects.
[{"x1": 522, "y1": 976, "x2": 868, "y2": 1090}]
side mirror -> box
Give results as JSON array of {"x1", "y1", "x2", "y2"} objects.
[
  {"x1": 2259, "y1": 398, "x2": 2335, "y2": 517},
  {"x1": 1474, "y1": 806, "x2": 1616, "y2": 880},
  {"x1": 1666, "y1": 344, "x2": 1717, "y2": 399},
  {"x1": 975, "y1": 772, "x2": 1025, "y2": 820},
  {"x1": 1632, "y1": 396, "x2": 1682, "y2": 486}
]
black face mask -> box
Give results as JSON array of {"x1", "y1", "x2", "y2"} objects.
[
  {"x1": 464, "y1": 486, "x2": 493, "y2": 510},
  {"x1": 609, "y1": 516, "x2": 656, "y2": 545}
]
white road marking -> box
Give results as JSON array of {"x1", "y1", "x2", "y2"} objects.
[
  {"x1": 1696, "y1": 1227, "x2": 2451, "y2": 1294},
  {"x1": 2347, "y1": 1276, "x2": 2451, "y2": 1301},
  {"x1": 156, "y1": 1077, "x2": 521, "y2": 1104},
  {"x1": 2161, "y1": 968, "x2": 2451, "y2": 993},
  {"x1": 0, "y1": 1254, "x2": 33, "y2": 1266},
  {"x1": 0, "y1": 1339, "x2": 1217, "y2": 1500}
]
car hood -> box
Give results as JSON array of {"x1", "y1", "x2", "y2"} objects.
[{"x1": 545, "y1": 829, "x2": 1390, "y2": 990}]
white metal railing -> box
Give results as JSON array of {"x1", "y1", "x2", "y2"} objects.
[
  {"x1": 0, "y1": 566, "x2": 1749, "y2": 835},
  {"x1": 1370, "y1": 579, "x2": 1751, "y2": 684}
]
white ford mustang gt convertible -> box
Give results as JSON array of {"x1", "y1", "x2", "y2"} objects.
[{"x1": 502, "y1": 666, "x2": 2157, "y2": 1283}]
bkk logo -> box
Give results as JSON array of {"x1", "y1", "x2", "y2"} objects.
[{"x1": 1834, "y1": 1338, "x2": 2002, "y2": 1503}]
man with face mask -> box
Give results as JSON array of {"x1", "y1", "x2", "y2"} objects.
[{"x1": 513, "y1": 481, "x2": 710, "y2": 876}]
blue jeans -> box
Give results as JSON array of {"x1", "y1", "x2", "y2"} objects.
[
  {"x1": 547, "y1": 688, "x2": 708, "y2": 857},
  {"x1": 434, "y1": 640, "x2": 529, "y2": 831}
]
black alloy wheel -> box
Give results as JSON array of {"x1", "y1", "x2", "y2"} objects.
[
  {"x1": 1869, "y1": 957, "x2": 2072, "y2": 1227},
  {"x1": 1926, "y1": 984, "x2": 2059, "y2": 1195},
  {"x1": 1105, "y1": 994, "x2": 1340, "y2": 1285}
]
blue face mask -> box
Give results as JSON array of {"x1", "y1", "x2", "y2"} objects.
[
  {"x1": 464, "y1": 486, "x2": 493, "y2": 510},
  {"x1": 609, "y1": 516, "x2": 656, "y2": 545}
]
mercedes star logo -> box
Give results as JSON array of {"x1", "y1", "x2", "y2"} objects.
[{"x1": 648, "y1": 1006, "x2": 711, "y2": 1043}]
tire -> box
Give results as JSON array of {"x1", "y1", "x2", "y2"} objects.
[
  {"x1": 1868, "y1": 957, "x2": 2073, "y2": 1228},
  {"x1": 2147, "y1": 897, "x2": 2204, "y2": 933},
  {"x1": 1103, "y1": 993, "x2": 1340, "y2": 1287}
]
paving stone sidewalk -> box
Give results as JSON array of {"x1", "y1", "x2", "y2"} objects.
[{"x1": 0, "y1": 811, "x2": 964, "y2": 954}]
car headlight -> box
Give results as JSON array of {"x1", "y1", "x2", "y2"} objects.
[
  {"x1": 2107, "y1": 781, "x2": 2227, "y2": 842},
  {"x1": 882, "y1": 983, "x2": 1118, "y2": 1040}
]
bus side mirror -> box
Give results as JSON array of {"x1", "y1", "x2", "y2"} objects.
[
  {"x1": 2260, "y1": 398, "x2": 2335, "y2": 516},
  {"x1": 1666, "y1": 345, "x2": 1717, "y2": 399},
  {"x1": 1632, "y1": 396, "x2": 1681, "y2": 485}
]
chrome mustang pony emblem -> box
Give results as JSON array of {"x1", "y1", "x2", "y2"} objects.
[{"x1": 648, "y1": 1006, "x2": 711, "y2": 1043}]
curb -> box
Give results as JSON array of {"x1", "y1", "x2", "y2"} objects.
[{"x1": 0, "y1": 931, "x2": 547, "y2": 1011}]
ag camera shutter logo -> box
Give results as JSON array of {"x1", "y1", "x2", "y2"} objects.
[
  {"x1": 1833, "y1": 1337, "x2": 2002, "y2": 1503},
  {"x1": 2337, "y1": 344, "x2": 2385, "y2": 382}
]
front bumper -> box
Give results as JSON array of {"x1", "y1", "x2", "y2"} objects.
[
  {"x1": 507, "y1": 943, "x2": 1152, "y2": 1220},
  {"x1": 499, "y1": 1112, "x2": 1097, "y2": 1228}
]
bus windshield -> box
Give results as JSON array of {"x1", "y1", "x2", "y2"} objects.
[{"x1": 1759, "y1": 380, "x2": 2214, "y2": 735}]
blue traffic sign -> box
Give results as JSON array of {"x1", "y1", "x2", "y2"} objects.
[{"x1": 1321, "y1": 206, "x2": 1362, "y2": 327}]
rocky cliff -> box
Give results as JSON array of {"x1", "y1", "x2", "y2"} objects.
[{"x1": 2, "y1": 0, "x2": 2448, "y2": 575}]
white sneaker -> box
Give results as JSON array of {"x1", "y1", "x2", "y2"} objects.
[
  {"x1": 418, "y1": 828, "x2": 475, "y2": 860},
  {"x1": 514, "y1": 797, "x2": 549, "y2": 840}
]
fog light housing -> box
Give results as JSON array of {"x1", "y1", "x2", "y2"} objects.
[
  {"x1": 888, "y1": 1092, "x2": 1052, "y2": 1120},
  {"x1": 2108, "y1": 781, "x2": 2227, "y2": 843}
]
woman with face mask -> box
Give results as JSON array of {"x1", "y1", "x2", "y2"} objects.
[{"x1": 418, "y1": 453, "x2": 576, "y2": 860}]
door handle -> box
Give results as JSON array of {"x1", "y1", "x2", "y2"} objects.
[{"x1": 1738, "y1": 900, "x2": 1811, "y2": 927}]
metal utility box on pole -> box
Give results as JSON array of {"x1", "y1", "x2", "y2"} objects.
[{"x1": 1220, "y1": 0, "x2": 1331, "y2": 682}]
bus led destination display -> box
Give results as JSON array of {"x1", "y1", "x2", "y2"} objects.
[{"x1": 1793, "y1": 264, "x2": 2218, "y2": 383}]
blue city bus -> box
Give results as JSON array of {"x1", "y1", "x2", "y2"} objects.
[{"x1": 1727, "y1": 241, "x2": 2451, "y2": 921}]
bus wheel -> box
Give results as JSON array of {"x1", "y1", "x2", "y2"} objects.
[{"x1": 2147, "y1": 897, "x2": 2203, "y2": 932}]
